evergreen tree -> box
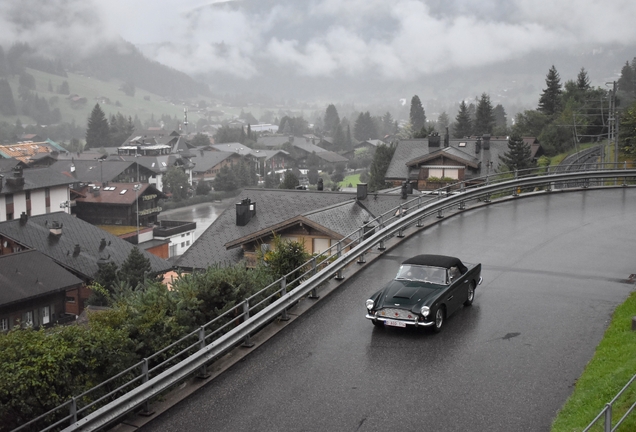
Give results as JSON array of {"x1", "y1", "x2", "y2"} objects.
[
  {"x1": 18, "y1": 72, "x2": 36, "y2": 90},
  {"x1": 381, "y1": 112, "x2": 394, "y2": 137},
  {"x1": 437, "y1": 112, "x2": 450, "y2": 133},
  {"x1": 538, "y1": 65, "x2": 563, "y2": 116},
  {"x1": 0, "y1": 79, "x2": 17, "y2": 116},
  {"x1": 354, "y1": 111, "x2": 378, "y2": 141},
  {"x1": 368, "y1": 144, "x2": 395, "y2": 191},
  {"x1": 409, "y1": 95, "x2": 426, "y2": 134},
  {"x1": 454, "y1": 101, "x2": 472, "y2": 138},
  {"x1": 119, "y1": 247, "x2": 152, "y2": 289},
  {"x1": 618, "y1": 61, "x2": 635, "y2": 95},
  {"x1": 333, "y1": 123, "x2": 346, "y2": 151},
  {"x1": 57, "y1": 81, "x2": 70, "y2": 95},
  {"x1": 324, "y1": 104, "x2": 340, "y2": 135},
  {"x1": 163, "y1": 167, "x2": 190, "y2": 200},
  {"x1": 109, "y1": 113, "x2": 134, "y2": 147},
  {"x1": 499, "y1": 133, "x2": 533, "y2": 171},
  {"x1": 212, "y1": 165, "x2": 239, "y2": 191},
  {"x1": 576, "y1": 67, "x2": 591, "y2": 90},
  {"x1": 474, "y1": 93, "x2": 495, "y2": 136},
  {"x1": 190, "y1": 133, "x2": 211, "y2": 147},
  {"x1": 280, "y1": 171, "x2": 299, "y2": 189},
  {"x1": 619, "y1": 101, "x2": 636, "y2": 154},
  {"x1": 493, "y1": 104, "x2": 508, "y2": 135},
  {"x1": 85, "y1": 104, "x2": 111, "y2": 149},
  {"x1": 346, "y1": 124, "x2": 353, "y2": 148}
]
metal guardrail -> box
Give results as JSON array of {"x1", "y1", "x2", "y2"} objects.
[
  {"x1": 13, "y1": 168, "x2": 636, "y2": 432},
  {"x1": 583, "y1": 374, "x2": 636, "y2": 432}
]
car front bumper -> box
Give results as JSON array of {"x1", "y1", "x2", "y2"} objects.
[{"x1": 366, "y1": 313, "x2": 434, "y2": 327}]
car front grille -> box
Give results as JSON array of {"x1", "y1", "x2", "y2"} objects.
[{"x1": 377, "y1": 308, "x2": 417, "y2": 321}]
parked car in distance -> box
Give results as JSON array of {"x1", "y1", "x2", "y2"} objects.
[{"x1": 365, "y1": 254, "x2": 482, "y2": 332}]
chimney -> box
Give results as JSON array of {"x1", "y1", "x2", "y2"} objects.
[
  {"x1": 444, "y1": 127, "x2": 450, "y2": 148},
  {"x1": 19, "y1": 212, "x2": 27, "y2": 225},
  {"x1": 429, "y1": 133, "x2": 441, "y2": 147},
  {"x1": 99, "y1": 238, "x2": 107, "y2": 250},
  {"x1": 356, "y1": 183, "x2": 368, "y2": 200},
  {"x1": 236, "y1": 198, "x2": 256, "y2": 226},
  {"x1": 482, "y1": 134, "x2": 491, "y2": 150},
  {"x1": 317, "y1": 178, "x2": 324, "y2": 191},
  {"x1": 49, "y1": 220, "x2": 63, "y2": 236},
  {"x1": 401, "y1": 181, "x2": 408, "y2": 199},
  {"x1": 475, "y1": 137, "x2": 482, "y2": 154},
  {"x1": 73, "y1": 244, "x2": 81, "y2": 256},
  {"x1": 0, "y1": 174, "x2": 4, "y2": 192},
  {"x1": 92, "y1": 186, "x2": 100, "y2": 197},
  {"x1": 6, "y1": 166, "x2": 25, "y2": 188}
]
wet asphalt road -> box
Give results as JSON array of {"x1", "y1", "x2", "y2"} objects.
[{"x1": 141, "y1": 188, "x2": 636, "y2": 432}]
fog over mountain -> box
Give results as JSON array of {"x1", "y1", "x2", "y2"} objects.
[{"x1": 2, "y1": 0, "x2": 636, "y2": 110}]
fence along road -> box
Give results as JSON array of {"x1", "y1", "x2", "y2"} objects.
[
  {"x1": 133, "y1": 183, "x2": 636, "y2": 431},
  {"x1": 16, "y1": 168, "x2": 633, "y2": 432}
]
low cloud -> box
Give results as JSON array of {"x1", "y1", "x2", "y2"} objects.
[{"x1": 1, "y1": 0, "x2": 635, "y2": 83}]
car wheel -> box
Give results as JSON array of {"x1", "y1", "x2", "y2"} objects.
[
  {"x1": 372, "y1": 319, "x2": 383, "y2": 327},
  {"x1": 433, "y1": 307, "x2": 445, "y2": 333},
  {"x1": 464, "y1": 281, "x2": 476, "y2": 306}
]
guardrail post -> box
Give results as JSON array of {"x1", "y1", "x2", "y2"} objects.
[
  {"x1": 241, "y1": 300, "x2": 255, "y2": 348},
  {"x1": 416, "y1": 217, "x2": 423, "y2": 227},
  {"x1": 70, "y1": 397, "x2": 77, "y2": 425},
  {"x1": 377, "y1": 216, "x2": 386, "y2": 250},
  {"x1": 196, "y1": 327, "x2": 210, "y2": 378},
  {"x1": 280, "y1": 278, "x2": 290, "y2": 320},
  {"x1": 335, "y1": 242, "x2": 345, "y2": 280},
  {"x1": 138, "y1": 359, "x2": 154, "y2": 416},
  {"x1": 512, "y1": 186, "x2": 519, "y2": 197},
  {"x1": 623, "y1": 162, "x2": 628, "y2": 186},
  {"x1": 309, "y1": 258, "x2": 320, "y2": 298},
  {"x1": 604, "y1": 403, "x2": 612, "y2": 432},
  {"x1": 437, "y1": 207, "x2": 444, "y2": 218},
  {"x1": 397, "y1": 205, "x2": 405, "y2": 238},
  {"x1": 357, "y1": 227, "x2": 366, "y2": 264}
]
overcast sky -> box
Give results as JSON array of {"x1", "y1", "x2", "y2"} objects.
[{"x1": 2, "y1": 0, "x2": 636, "y2": 100}]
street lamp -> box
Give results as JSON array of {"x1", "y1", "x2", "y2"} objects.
[{"x1": 133, "y1": 183, "x2": 141, "y2": 243}]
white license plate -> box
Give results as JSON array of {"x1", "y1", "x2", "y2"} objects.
[{"x1": 385, "y1": 319, "x2": 406, "y2": 328}]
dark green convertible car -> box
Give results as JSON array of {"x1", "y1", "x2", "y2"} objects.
[{"x1": 365, "y1": 254, "x2": 482, "y2": 332}]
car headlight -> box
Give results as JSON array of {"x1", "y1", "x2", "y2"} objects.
[
  {"x1": 420, "y1": 305, "x2": 430, "y2": 317},
  {"x1": 366, "y1": 299, "x2": 374, "y2": 310}
]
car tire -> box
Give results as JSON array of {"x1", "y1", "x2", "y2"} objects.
[
  {"x1": 372, "y1": 319, "x2": 383, "y2": 327},
  {"x1": 464, "y1": 281, "x2": 476, "y2": 306},
  {"x1": 433, "y1": 307, "x2": 445, "y2": 333}
]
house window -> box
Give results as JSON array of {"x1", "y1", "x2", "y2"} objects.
[
  {"x1": 23, "y1": 311, "x2": 33, "y2": 327},
  {"x1": 181, "y1": 242, "x2": 185, "y2": 248},
  {"x1": 25, "y1": 191, "x2": 30, "y2": 200},
  {"x1": 42, "y1": 306, "x2": 50, "y2": 325},
  {"x1": 66, "y1": 296, "x2": 76, "y2": 303},
  {"x1": 0, "y1": 318, "x2": 7, "y2": 331},
  {"x1": 313, "y1": 238, "x2": 330, "y2": 255},
  {"x1": 5, "y1": 194, "x2": 13, "y2": 204},
  {"x1": 186, "y1": 240, "x2": 190, "y2": 246}
]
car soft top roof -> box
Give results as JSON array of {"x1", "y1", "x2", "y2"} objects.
[{"x1": 402, "y1": 254, "x2": 467, "y2": 273}]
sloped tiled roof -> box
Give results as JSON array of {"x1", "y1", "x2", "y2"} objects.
[
  {"x1": 0, "y1": 167, "x2": 73, "y2": 195},
  {"x1": 0, "y1": 249, "x2": 83, "y2": 307},
  {"x1": 407, "y1": 146, "x2": 480, "y2": 169},
  {"x1": 176, "y1": 189, "x2": 412, "y2": 270},
  {"x1": 105, "y1": 154, "x2": 184, "y2": 173},
  {"x1": 49, "y1": 159, "x2": 136, "y2": 183},
  {"x1": 75, "y1": 183, "x2": 164, "y2": 205},
  {"x1": 0, "y1": 212, "x2": 171, "y2": 280},
  {"x1": 211, "y1": 143, "x2": 254, "y2": 156},
  {"x1": 385, "y1": 139, "x2": 428, "y2": 180},
  {"x1": 0, "y1": 142, "x2": 58, "y2": 163},
  {"x1": 176, "y1": 189, "x2": 359, "y2": 269},
  {"x1": 256, "y1": 136, "x2": 292, "y2": 148},
  {"x1": 189, "y1": 151, "x2": 238, "y2": 173}
]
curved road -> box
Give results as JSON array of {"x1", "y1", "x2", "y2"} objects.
[{"x1": 141, "y1": 188, "x2": 636, "y2": 432}]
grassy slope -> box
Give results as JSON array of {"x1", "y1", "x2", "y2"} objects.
[
  {"x1": 551, "y1": 294, "x2": 636, "y2": 431},
  {"x1": 339, "y1": 173, "x2": 361, "y2": 188},
  {"x1": 1, "y1": 67, "x2": 214, "y2": 127}
]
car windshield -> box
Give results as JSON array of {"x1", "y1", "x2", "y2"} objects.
[{"x1": 395, "y1": 264, "x2": 447, "y2": 285}]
